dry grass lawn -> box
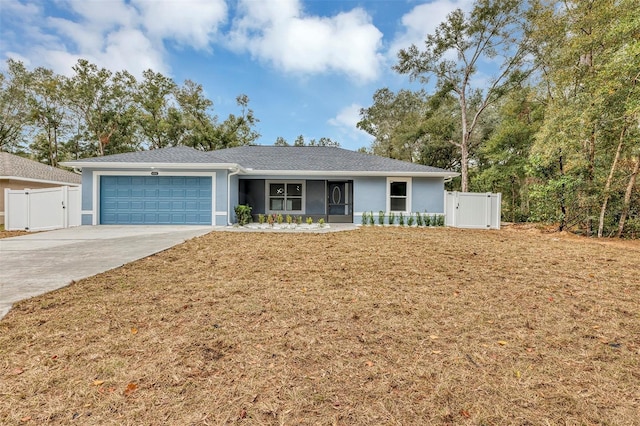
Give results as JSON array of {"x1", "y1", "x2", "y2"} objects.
[
  {"x1": 0, "y1": 228, "x2": 29, "y2": 239},
  {"x1": 1, "y1": 227, "x2": 639, "y2": 425}
]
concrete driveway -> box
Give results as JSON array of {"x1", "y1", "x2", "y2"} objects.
[{"x1": 0, "y1": 225, "x2": 213, "y2": 320}]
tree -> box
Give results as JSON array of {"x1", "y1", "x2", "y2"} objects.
[
  {"x1": 472, "y1": 87, "x2": 542, "y2": 222},
  {"x1": 0, "y1": 59, "x2": 31, "y2": 152},
  {"x1": 274, "y1": 136, "x2": 289, "y2": 146},
  {"x1": 215, "y1": 94, "x2": 260, "y2": 148},
  {"x1": 358, "y1": 88, "x2": 428, "y2": 162},
  {"x1": 528, "y1": 0, "x2": 640, "y2": 235},
  {"x1": 66, "y1": 59, "x2": 139, "y2": 156},
  {"x1": 394, "y1": 0, "x2": 531, "y2": 191},
  {"x1": 289, "y1": 134, "x2": 339, "y2": 147},
  {"x1": 26, "y1": 67, "x2": 70, "y2": 166},
  {"x1": 308, "y1": 137, "x2": 339, "y2": 147},
  {"x1": 135, "y1": 69, "x2": 177, "y2": 150}
]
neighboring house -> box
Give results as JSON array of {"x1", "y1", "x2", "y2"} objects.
[
  {"x1": 61, "y1": 146, "x2": 458, "y2": 226},
  {"x1": 1, "y1": 152, "x2": 82, "y2": 226}
]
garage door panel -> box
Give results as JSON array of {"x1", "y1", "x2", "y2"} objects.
[{"x1": 100, "y1": 175, "x2": 212, "y2": 224}]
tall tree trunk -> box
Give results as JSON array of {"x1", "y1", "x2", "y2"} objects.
[
  {"x1": 598, "y1": 124, "x2": 626, "y2": 237},
  {"x1": 559, "y1": 153, "x2": 567, "y2": 232},
  {"x1": 584, "y1": 127, "x2": 596, "y2": 236},
  {"x1": 511, "y1": 176, "x2": 517, "y2": 223},
  {"x1": 460, "y1": 139, "x2": 469, "y2": 192},
  {"x1": 617, "y1": 155, "x2": 640, "y2": 237}
]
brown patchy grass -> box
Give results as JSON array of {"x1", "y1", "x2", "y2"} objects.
[
  {"x1": 1, "y1": 227, "x2": 639, "y2": 425},
  {"x1": 0, "y1": 227, "x2": 29, "y2": 239}
]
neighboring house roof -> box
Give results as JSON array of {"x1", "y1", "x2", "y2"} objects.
[
  {"x1": 0, "y1": 152, "x2": 82, "y2": 185},
  {"x1": 61, "y1": 146, "x2": 459, "y2": 178}
]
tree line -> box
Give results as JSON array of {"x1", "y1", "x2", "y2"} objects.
[
  {"x1": 0, "y1": 59, "x2": 260, "y2": 165},
  {"x1": 358, "y1": 0, "x2": 639, "y2": 237}
]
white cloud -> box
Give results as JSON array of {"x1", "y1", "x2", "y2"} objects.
[
  {"x1": 62, "y1": 0, "x2": 137, "y2": 30},
  {"x1": 227, "y1": 0, "x2": 384, "y2": 82},
  {"x1": 388, "y1": 0, "x2": 474, "y2": 58},
  {"x1": 133, "y1": 0, "x2": 227, "y2": 49},
  {"x1": 0, "y1": 0, "x2": 226, "y2": 78},
  {"x1": 328, "y1": 103, "x2": 373, "y2": 148}
]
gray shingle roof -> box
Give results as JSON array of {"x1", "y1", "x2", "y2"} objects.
[
  {"x1": 210, "y1": 146, "x2": 451, "y2": 173},
  {"x1": 62, "y1": 145, "x2": 456, "y2": 175},
  {"x1": 68, "y1": 146, "x2": 215, "y2": 163},
  {"x1": 0, "y1": 152, "x2": 82, "y2": 184}
]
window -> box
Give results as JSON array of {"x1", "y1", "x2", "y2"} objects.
[
  {"x1": 267, "y1": 181, "x2": 304, "y2": 213},
  {"x1": 387, "y1": 178, "x2": 411, "y2": 212}
]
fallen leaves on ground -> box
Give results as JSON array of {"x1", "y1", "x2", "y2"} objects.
[{"x1": 1, "y1": 227, "x2": 639, "y2": 424}]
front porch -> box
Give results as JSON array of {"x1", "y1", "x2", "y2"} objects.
[{"x1": 238, "y1": 179, "x2": 354, "y2": 223}]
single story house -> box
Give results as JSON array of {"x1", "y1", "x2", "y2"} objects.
[
  {"x1": 61, "y1": 146, "x2": 458, "y2": 226},
  {"x1": 1, "y1": 152, "x2": 82, "y2": 225}
]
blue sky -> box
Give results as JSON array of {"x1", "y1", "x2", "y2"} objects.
[{"x1": 0, "y1": 0, "x2": 473, "y2": 151}]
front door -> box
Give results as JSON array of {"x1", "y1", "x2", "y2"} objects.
[{"x1": 327, "y1": 181, "x2": 353, "y2": 223}]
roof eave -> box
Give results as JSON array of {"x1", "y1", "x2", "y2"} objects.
[
  {"x1": 59, "y1": 161, "x2": 241, "y2": 170},
  {"x1": 240, "y1": 169, "x2": 459, "y2": 178},
  {"x1": 0, "y1": 175, "x2": 81, "y2": 186}
]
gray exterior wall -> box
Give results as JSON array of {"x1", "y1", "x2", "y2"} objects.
[
  {"x1": 78, "y1": 168, "x2": 446, "y2": 226},
  {"x1": 353, "y1": 177, "x2": 386, "y2": 218},
  {"x1": 237, "y1": 175, "x2": 445, "y2": 224},
  {"x1": 352, "y1": 176, "x2": 445, "y2": 223},
  {"x1": 412, "y1": 177, "x2": 446, "y2": 214}
]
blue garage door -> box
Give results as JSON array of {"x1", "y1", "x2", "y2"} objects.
[{"x1": 100, "y1": 176, "x2": 212, "y2": 224}]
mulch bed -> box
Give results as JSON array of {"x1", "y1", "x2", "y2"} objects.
[{"x1": 1, "y1": 227, "x2": 638, "y2": 424}]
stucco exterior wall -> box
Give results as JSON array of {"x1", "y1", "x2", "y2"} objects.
[{"x1": 352, "y1": 176, "x2": 445, "y2": 223}]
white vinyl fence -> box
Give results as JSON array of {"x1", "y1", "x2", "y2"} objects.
[
  {"x1": 445, "y1": 191, "x2": 502, "y2": 230},
  {"x1": 4, "y1": 186, "x2": 81, "y2": 231}
]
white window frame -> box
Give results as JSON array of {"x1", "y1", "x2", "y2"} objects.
[
  {"x1": 386, "y1": 177, "x2": 412, "y2": 213},
  {"x1": 265, "y1": 180, "x2": 306, "y2": 214}
]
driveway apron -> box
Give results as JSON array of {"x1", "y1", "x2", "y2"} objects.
[{"x1": 0, "y1": 225, "x2": 213, "y2": 320}]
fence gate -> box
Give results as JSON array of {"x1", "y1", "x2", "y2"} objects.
[
  {"x1": 4, "y1": 186, "x2": 81, "y2": 231},
  {"x1": 445, "y1": 191, "x2": 501, "y2": 229}
]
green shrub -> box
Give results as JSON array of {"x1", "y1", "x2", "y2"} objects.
[
  {"x1": 378, "y1": 211, "x2": 385, "y2": 225},
  {"x1": 388, "y1": 212, "x2": 395, "y2": 225},
  {"x1": 437, "y1": 214, "x2": 445, "y2": 227},
  {"x1": 234, "y1": 204, "x2": 252, "y2": 226},
  {"x1": 368, "y1": 211, "x2": 375, "y2": 226},
  {"x1": 276, "y1": 214, "x2": 284, "y2": 224},
  {"x1": 258, "y1": 214, "x2": 265, "y2": 224},
  {"x1": 424, "y1": 213, "x2": 431, "y2": 226},
  {"x1": 286, "y1": 214, "x2": 293, "y2": 224},
  {"x1": 297, "y1": 216, "x2": 303, "y2": 225},
  {"x1": 399, "y1": 213, "x2": 405, "y2": 226},
  {"x1": 361, "y1": 212, "x2": 368, "y2": 225},
  {"x1": 407, "y1": 215, "x2": 414, "y2": 226},
  {"x1": 306, "y1": 217, "x2": 313, "y2": 225},
  {"x1": 416, "y1": 212, "x2": 423, "y2": 227},
  {"x1": 318, "y1": 218, "x2": 325, "y2": 228}
]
